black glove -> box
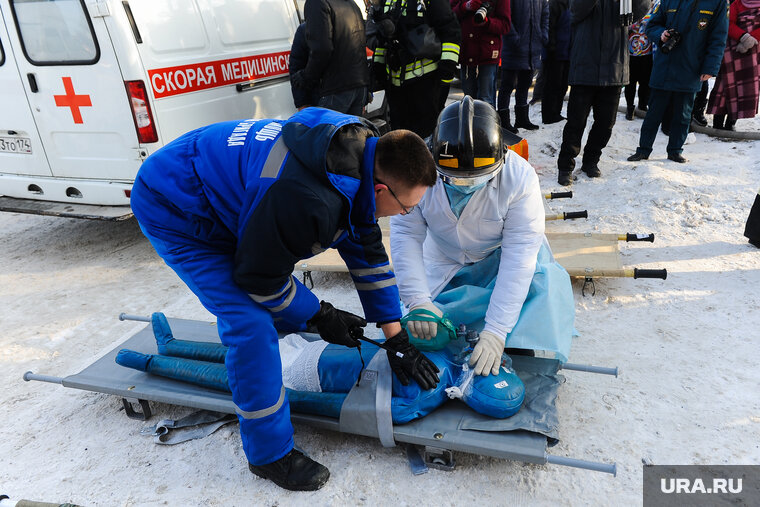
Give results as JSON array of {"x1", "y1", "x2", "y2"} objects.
[
  {"x1": 307, "y1": 301, "x2": 366, "y2": 348},
  {"x1": 438, "y1": 59, "x2": 457, "y2": 83},
  {"x1": 384, "y1": 329, "x2": 440, "y2": 390}
]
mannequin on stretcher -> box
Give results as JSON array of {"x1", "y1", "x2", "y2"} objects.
[{"x1": 115, "y1": 313, "x2": 526, "y2": 423}]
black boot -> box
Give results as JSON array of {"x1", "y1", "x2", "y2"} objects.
[
  {"x1": 499, "y1": 109, "x2": 519, "y2": 134},
  {"x1": 581, "y1": 162, "x2": 601, "y2": 178},
  {"x1": 724, "y1": 117, "x2": 737, "y2": 131},
  {"x1": 627, "y1": 151, "x2": 649, "y2": 161},
  {"x1": 625, "y1": 105, "x2": 635, "y2": 121},
  {"x1": 514, "y1": 104, "x2": 539, "y2": 130},
  {"x1": 249, "y1": 449, "x2": 330, "y2": 491},
  {"x1": 558, "y1": 171, "x2": 573, "y2": 186},
  {"x1": 713, "y1": 114, "x2": 725, "y2": 130},
  {"x1": 691, "y1": 108, "x2": 708, "y2": 127},
  {"x1": 692, "y1": 98, "x2": 708, "y2": 127}
]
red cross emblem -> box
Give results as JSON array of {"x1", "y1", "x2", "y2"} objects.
[{"x1": 54, "y1": 77, "x2": 92, "y2": 124}]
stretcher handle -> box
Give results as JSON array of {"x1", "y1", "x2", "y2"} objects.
[
  {"x1": 561, "y1": 363, "x2": 618, "y2": 377},
  {"x1": 22, "y1": 371, "x2": 63, "y2": 384},
  {"x1": 545, "y1": 211, "x2": 588, "y2": 221},
  {"x1": 623, "y1": 233, "x2": 655, "y2": 242},
  {"x1": 633, "y1": 268, "x2": 667, "y2": 280},
  {"x1": 544, "y1": 191, "x2": 573, "y2": 199},
  {"x1": 563, "y1": 210, "x2": 588, "y2": 220},
  {"x1": 545, "y1": 454, "x2": 617, "y2": 476},
  {"x1": 119, "y1": 313, "x2": 150, "y2": 323}
]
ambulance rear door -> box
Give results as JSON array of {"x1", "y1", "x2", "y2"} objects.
[
  {"x1": 122, "y1": 0, "x2": 299, "y2": 143},
  {"x1": 0, "y1": 5, "x2": 52, "y2": 178},
  {"x1": 4, "y1": 0, "x2": 141, "y2": 182}
]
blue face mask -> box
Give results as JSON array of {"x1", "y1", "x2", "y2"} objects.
[
  {"x1": 444, "y1": 181, "x2": 487, "y2": 195},
  {"x1": 443, "y1": 181, "x2": 487, "y2": 217}
]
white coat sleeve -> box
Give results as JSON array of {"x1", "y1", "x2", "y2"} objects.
[
  {"x1": 390, "y1": 208, "x2": 432, "y2": 310},
  {"x1": 482, "y1": 164, "x2": 545, "y2": 339}
]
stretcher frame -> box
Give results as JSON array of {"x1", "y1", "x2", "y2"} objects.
[
  {"x1": 24, "y1": 316, "x2": 618, "y2": 475},
  {"x1": 293, "y1": 227, "x2": 666, "y2": 295}
]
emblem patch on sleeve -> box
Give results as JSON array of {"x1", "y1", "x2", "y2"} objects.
[{"x1": 697, "y1": 17, "x2": 708, "y2": 29}]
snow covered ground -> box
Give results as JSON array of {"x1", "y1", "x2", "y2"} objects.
[{"x1": 1, "y1": 99, "x2": 759, "y2": 506}]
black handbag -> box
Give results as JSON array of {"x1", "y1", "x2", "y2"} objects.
[{"x1": 403, "y1": 23, "x2": 441, "y2": 59}]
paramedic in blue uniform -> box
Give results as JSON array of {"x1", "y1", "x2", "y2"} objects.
[{"x1": 130, "y1": 108, "x2": 440, "y2": 491}]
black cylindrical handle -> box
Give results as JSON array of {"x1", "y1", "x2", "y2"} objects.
[
  {"x1": 563, "y1": 210, "x2": 588, "y2": 220},
  {"x1": 633, "y1": 268, "x2": 667, "y2": 279},
  {"x1": 550, "y1": 191, "x2": 573, "y2": 199},
  {"x1": 626, "y1": 233, "x2": 655, "y2": 242}
]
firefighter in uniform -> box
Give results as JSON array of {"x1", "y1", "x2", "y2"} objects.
[
  {"x1": 370, "y1": 0, "x2": 462, "y2": 138},
  {"x1": 130, "y1": 108, "x2": 440, "y2": 491}
]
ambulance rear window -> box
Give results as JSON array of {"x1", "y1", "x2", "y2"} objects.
[{"x1": 11, "y1": 0, "x2": 99, "y2": 65}]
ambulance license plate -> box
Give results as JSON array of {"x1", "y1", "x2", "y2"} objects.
[{"x1": 0, "y1": 136, "x2": 32, "y2": 154}]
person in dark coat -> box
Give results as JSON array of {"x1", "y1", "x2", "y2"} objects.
[
  {"x1": 291, "y1": 0, "x2": 369, "y2": 115},
  {"x1": 556, "y1": 0, "x2": 648, "y2": 186},
  {"x1": 451, "y1": 0, "x2": 511, "y2": 108},
  {"x1": 541, "y1": 0, "x2": 571, "y2": 123},
  {"x1": 746, "y1": 187, "x2": 760, "y2": 248},
  {"x1": 371, "y1": 0, "x2": 462, "y2": 139},
  {"x1": 627, "y1": 0, "x2": 728, "y2": 163},
  {"x1": 289, "y1": 23, "x2": 321, "y2": 110},
  {"x1": 498, "y1": 0, "x2": 549, "y2": 131}
]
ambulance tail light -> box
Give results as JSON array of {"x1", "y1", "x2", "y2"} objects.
[{"x1": 125, "y1": 80, "x2": 158, "y2": 143}]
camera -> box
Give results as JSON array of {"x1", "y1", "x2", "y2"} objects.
[
  {"x1": 660, "y1": 29, "x2": 681, "y2": 54},
  {"x1": 474, "y1": 2, "x2": 492, "y2": 24}
]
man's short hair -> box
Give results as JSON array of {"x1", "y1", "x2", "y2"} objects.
[{"x1": 375, "y1": 130, "x2": 437, "y2": 188}]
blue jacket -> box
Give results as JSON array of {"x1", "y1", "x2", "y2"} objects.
[
  {"x1": 134, "y1": 108, "x2": 402, "y2": 326},
  {"x1": 646, "y1": 0, "x2": 728, "y2": 92},
  {"x1": 501, "y1": 0, "x2": 549, "y2": 70}
]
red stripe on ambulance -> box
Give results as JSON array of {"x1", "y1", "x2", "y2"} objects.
[{"x1": 149, "y1": 52, "x2": 290, "y2": 99}]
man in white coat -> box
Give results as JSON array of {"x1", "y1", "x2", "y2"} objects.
[{"x1": 391, "y1": 97, "x2": 574, "y2": 375}]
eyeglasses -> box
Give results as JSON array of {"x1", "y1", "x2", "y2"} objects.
[{"x1": 375, "y1": 177, "x2": 416, "y2": 215}]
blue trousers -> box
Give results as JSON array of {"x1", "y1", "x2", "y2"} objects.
[
  {"x1": 130, "y1": 177, "x2": 294, "y2": 466},
  {"x1": 636, "y1": 88, "x2": 696, "y2": 156},
  {"x1": 460, "y1": 64, "x2": 498, "y2": 108}
]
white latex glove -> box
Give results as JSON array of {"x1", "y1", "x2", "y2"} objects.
[
  {"x1": 405, "y1": 302, "x2": 443, "y2": 340},
  {"x1": 737, "y1": 33, "x2": 758, "y2": 53},
  {"x1": 469, "y1": 330, "x2": 505, "y2": 376}
]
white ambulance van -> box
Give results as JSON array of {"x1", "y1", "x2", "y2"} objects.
[{"x1": 0, "y1": 0, "x2": 301, "y2": 220}]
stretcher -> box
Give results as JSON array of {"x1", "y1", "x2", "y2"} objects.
[
  {"x1": 543, "y1": 190, "x2": 588, "y2": 222},
  {"x1": 294, "y1": 226, "x2": 667, "y2": 294},
  {"x1": 545, "y1": 232, "x2": 667, "y2": 295},
  {"x1": 24, "y1": 315, "x2": 619, "y2": 475}
]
